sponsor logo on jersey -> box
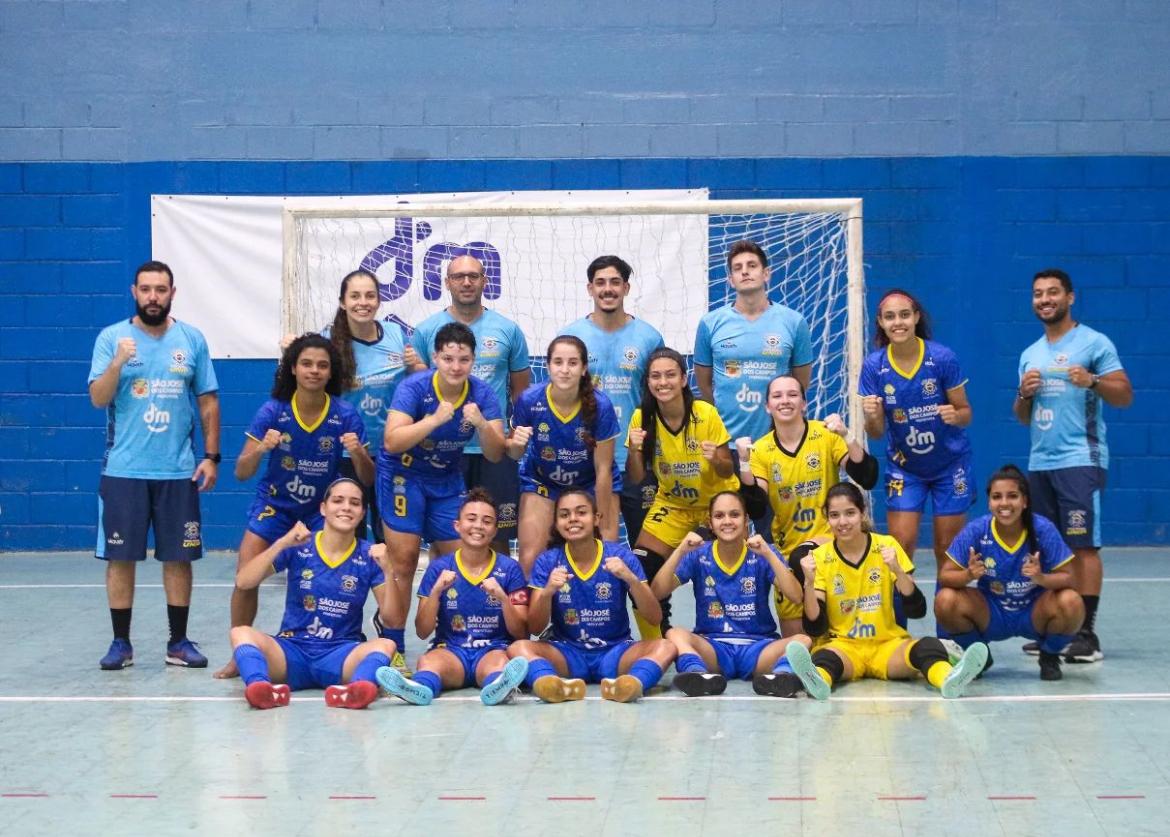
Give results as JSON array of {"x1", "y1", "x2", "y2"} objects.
[
  {"x1": 707, "y1": 601, "x2": 725, "y2": 618},
  {"x1": 143, "y1": 403, "x2": 171, "y2": 434},
  {"x1": 725, "y1": 359, "x2": 741, "y2": 377},
  {"x1": 280, "y1": 432, "x2": 293, "y2": 446},
  {"x1": 281, "y1": 456, "x2": 296, "y2": 470},
  {"x1": 761, "y1": 334, "x2": 783, "y2": 356},
  {"x1": 990, "y1": 580, "x2": 1005, "y2": 596},
  {"x1": 595, "y1": 582, "x2": 613, "y2": 601},
  {"x1": 736, "y1": 381, "x2": 762, "y2": 412},
  {"x1": 564, "y1": 608, "x2": 579, "y2": 625},
  {"x1": 131, "y1": 378, "x2": 149, "y2": 398},
  {"x1": 182, "y1": 520, "x2": 201, "y2": 548},
  {"x1": 108, "y1": 531, "x2": 124, "y2": 546},
  {"x1": 541, "y1": 446, "x2": 556, "y2": 461},
  {"x1": 285, "y1": 475, "x2": 317, "y2": 504},
  {"x1": 892, "y1": 408, "x2": 908, "y2": 424},
  {"x1": 832, "y1": 574, "x2": 846, "y2": 596},
  {"x1": 884, "y1": 383, "x2": 895, "y2": 395},
  {"x1": 303, "y1": 594, "x2": 316, "y2": 611},
  {"x1": 446, "y1": 587, "x2": 458, "y2": 599},
  {"x1": 839, "y1": 598, "x2": 855, "y2": 615},
  {"x1": 1033, "y1": 404, "x2": 1055, "y2": 431},
  {"x1": 451, "y1": 614, "x2": 466, "y2": 633},
  {"x1": 904, "y1": 426, "x2": 936, "y2": 455}
]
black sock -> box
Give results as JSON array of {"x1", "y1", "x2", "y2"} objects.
[
  {"x1": 110, "y1": 608, "x2": 131, "y2": 641},
  {"x1": 167, "y1": 605, "x2": 189, "y2": 644},
  {"x1": 1081, "y1": 595, "x2": 1099, "y2": 634}
]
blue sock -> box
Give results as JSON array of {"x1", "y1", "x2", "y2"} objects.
[
  {"x1": 382, "y1": 627, "x2": 406, "y2": 657},
  {"x1": 771, "y1": 658, "x2": 795, "y2": 675},
  {"x1": 951, "y1": 630, "x2": 981, "y2": 649},
  {"x1": 233, "y1": 644, "x2": 269, "y2": 686},
  {"x1": 524, "y1": 658, "x2": 556, "y2": 688},
  {"x1": 483, "y1": 670, "x2": 501, "y2": 687},
  {"x1": 414, "y1": 669, "x2": 442, "y2": 699},
  {"x1": 629, "y1": 659, "x2": 663, "y2": 691},
  {"x1": 1041, "y1": 633, "x2": 1074, "y2": 655},
  {"x1": 676, "y1": 653, "x2": 707, "y2": 673},
  {"x1": 353, "y1": 652, "x2": 390, "y2": 685}
]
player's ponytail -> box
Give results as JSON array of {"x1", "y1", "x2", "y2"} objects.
[
  {"x1": 549, "y1": 335, "x2": 597, "y2": 452},
  {"x1": 330, "y1": 270, "x2": 378, "y2": 392},
  {"x1": 987, "y1": 464, "x2": 1037, "y2": 554}
]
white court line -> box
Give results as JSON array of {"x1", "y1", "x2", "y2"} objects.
[
  {"x1": 1, "y1": 693, "x2": 1169, "y2": 704},
  {"x1": 3, "y1": 578, "x2": 1170, "y2": 590}
]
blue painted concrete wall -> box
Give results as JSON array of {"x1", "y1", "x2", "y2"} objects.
[{"x1": 2, "y1": 3, "x2": 1168, "y2": 549}]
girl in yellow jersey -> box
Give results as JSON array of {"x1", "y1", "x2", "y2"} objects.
[
  {"x1": 626, "y1": 348, "x2": 738, "y2": 637},
  {"x1": 785, "y1": 482, "x2": 988, "y2": 699}
]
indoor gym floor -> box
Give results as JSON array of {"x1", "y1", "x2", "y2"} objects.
[{"x1": 0, "y1": 549, "x2": 1166, "y2": 837}]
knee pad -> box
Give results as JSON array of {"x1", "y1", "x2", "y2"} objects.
[
  {"x1": 908, "y1": 637, "x2": 947, "y2": 672},
  {"x1": 632, "y1": 546, "x2": 669, "y2": 580},
  {"x1": 787, "y1": 541, "x2": 818, "y2": 586},
  {"x1": 810, "y1": 649, "x2": 845, "y2": 683}
]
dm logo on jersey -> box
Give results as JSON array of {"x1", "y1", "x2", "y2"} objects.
[
  {"x1": 131, "y1": 378, "x2": 149, "y2": 398},
  {"x1": 921, "y1": 379, "x2": 938, "y2": 397},
  {"x1": 595, "y1": 582, "x2": 613, "y2": 601},
  {"x1": 318, "y1": 437, "x2": 334, "y2": 452},
  {"x1": 575, "y1": 427, "x2": 587, "y2": 443},
  {"x1": 341, "y1": 575, "x2": 358, "y2": 593},
  {"x1": 741, "y1": 577, "x2": 757, "y2": 595},
  {"x1": 459, "y1": 419, "x2": 473, "y2": 434},
  {"x1": 724, "y1": 359, "x2": 741, "y2": 377},
  {"x1": 564, "y1": 608, "x2": 580, "y2": 625},
  {"x1": 143, "y1": 403, "x2": 171, "y2": 434},
  {"x1": 805, "y1": 453, "x2": 821, "y2": 471},
  {"x1": 303, "y1": 595, "x2": 317, "y2": 612}
]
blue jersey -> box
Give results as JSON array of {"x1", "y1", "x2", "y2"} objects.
[
  {"x1": 858, "y1": 339, "x2": 972, "y2": 479},
  {"x1": 88, "y1": 320, "x2": 218, "y2": 480},
  {"x1": 675, "y1": 541, "x2": 779, "y2": 639},
  {"x1": 946, "y1": 513, "x2": 1074, "y2": 612},
  {"x1": 512, "y1": 383, "x2": 622, "y2": 492},
  {"x1": 1018, "y1": 325, "x2": 1124, "y2": 470},
  {"x1": 693, "y1": 303, "x2": 814, "y2": 440},
  {"x1": 418, "y1": 550, "x2": 528, "y2": 649},
  {"x1": 409, "y1": 308, "x2": 529, "y2": 454},
  {"x1": 273, "y1": 533, "x2": 385, "y2": 641},
  {"x1": 560, "y1": 315, "x2": 664, "y2": 468},
  {"x1": 383, "y1": 370, "x2": 502, "y2": 481},
  {"x1": 325, "y1": 321, "x2": 406, "y2": 451},
  {"x1": 245, "y1": 396, "x2": 367, "y2": 514},
  {"x1": 530, "y1": 539, "x2": 646, "y2": 650}
]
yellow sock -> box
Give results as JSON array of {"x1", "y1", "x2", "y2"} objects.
[
  {"x1": 926, "y1": 661, "x2": 952, "y2": 689},
  {"x1": 633, "y1": 611, "x2": 662, "y2": 641},
  {"x1": 815, "y1": 666, "x2": 833, "y2": 686}
]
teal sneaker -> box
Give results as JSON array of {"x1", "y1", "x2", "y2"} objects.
[
  {"x1": 785, "y1": 643, "x2": 830, "y2": 701},
  {"x1": 480, "y1": 657, "x2": 528, "y2": 706},
  {"x1": 375, "y1": 666, "x2": 434, "y2": 706},
  {"x1": 941, "y1": 642, "x2": 989, "y2": 699}
]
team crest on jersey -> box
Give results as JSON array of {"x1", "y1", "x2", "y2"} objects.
[
  {"x1": 867, "y1": 568, "x2": 883, "y2": 585},
  {"x1": 281, "y1": 456, "x2": 295, "y2": 470},
  {"x1": 805, "y1": 454, "x2": 821, "y2": 471},
  {"x1": 340, "y1": 575, "x2": 358, "y2": 593},
  {"x1": 1054, "y1": 353, "x2": 1069, "y2": 365},
  {"x1": 839, "y1": 598, "x2": 856, "y2": 615},
  {"x1": 541, "y1": 446, "x2": 556, "y2": 461},
  {"x1": 990, "y1": 581, "x2": 1005, "y2": 595},
  {"x1": 621, "y1": 347, "x2": 639, "y2": 370},
  {"x1": 832, "y1": 574, "x2": 846, "y2": 596},
  {"x1": 595, "y1": 582, "x2": 613, "y2": 601},
  {"x1": 686, "y1": 438, "x2": 700, "y2": 453},
  {"x1": 498, "y1": 503, "x2": 517, "y2": 524},
  {"x1": 564, "y1": 608, "x2": 580, "y2": 625},
  {"x1": 393, "y1": 475, "x2": 405, "y2": 486},
  {"x1": 131, "y1": 378, "x2": 149, "y2": 398},
  {"x1": 480, "y1": 337, "x2": 500, "y2": 356},
  {"x1": 762, "y1": 334, "x2": 783, "y2": 356},
  {"x1": 707, "y1": 601, "x2": 725, "y2": 618},
  {"x1": 892, "y1": 408, "x2": 908, "y2": 424},
  {"x1": 459, "y1": 419, "x2": 473, "y2": 434},
  {"x1": 921, "y1": 378, "x2": 938, "y2": 397},
  {"x1": 575, "y1": 427, "x2": 587, "y2": 443},
  {"x1": 318, "y1": 437, "x2": 334, "y2": 452},
  {"x1": 451, "y1": 614, "x2": 466, "y2": 632},
  {"x1": 724, "y1": 359, "x2": 741, "y2": 377},
  {"x1": 741, "y1": 577, "x2": 757, "y2": 595},
  {"x1": 303, "y1": 595, "x2": 316, "y2": 611}
]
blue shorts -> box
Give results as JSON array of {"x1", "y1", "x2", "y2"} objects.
[
  {"x1": 885, "y1": 454, "x2": 975, "y2": 516},
  {"x1": 707, "y1": 636, "x2": 776, "y2": 679},
  {"x1": 274, "y1": 636, "x2": 359, "y2": 691},
  {"x1": 429, "y1": 642, "x2": 510, "y2": 687},
  {"x1": 245, "y1": 498, "x2": 323, "y2": 544},
  {"x1": 1028, "y1": 467, "x2": 1104, "y2": 550},
  {"x1": 519, "y1": 474, "x2": 625, "y2": 503},
  {"x1": 980, "y1": 593, "x2": 1040, "y2": 643},
  {"x1": 378, "y1": 470, "x2": 464, "y2": 542},
  {"x1": 463, "y1": 454, "x2": 520, "y2": 538},
  {"x1": 96, "y1": 476, "x2": 202, "y2": 562},
  {"x1": 550, "y1": 639, "x2": 635, "y2": 683}
]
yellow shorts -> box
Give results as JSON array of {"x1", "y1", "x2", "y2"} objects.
[
  {"x1": 821, "y1": 636, "x2": 911, "y2": 681},
  {"x1": 774, "y1": 591, "x2": 803, "y2": 622},
  {"x1": 639, "y1": 503, "x2": 708, "y2": 548}
]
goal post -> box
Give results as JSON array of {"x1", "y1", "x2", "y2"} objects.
[{"x1": 282, "y1": 197, "x2": 866, "y2": 436}]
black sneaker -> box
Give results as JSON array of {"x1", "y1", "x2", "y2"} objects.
[
  {"x1": 1064, "y1": 630, "x2": 1103, "y2": 663},
  {"x1": 1039, "y1": 652, "x2": 1063, "y2": 681},
  {"x1": 752, "y1": 671, "x2": 803, "y2": 698},
  {"x1": 673, "y1": 671, "x2": 727, "y2": 697},
  {"x1": 1021, "y1": 640, "x2": 1040, "y2": 656}
]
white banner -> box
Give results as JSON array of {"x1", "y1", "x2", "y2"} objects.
[{"x1": 153, "y1": 189, "x2": 707, "y2": 359}]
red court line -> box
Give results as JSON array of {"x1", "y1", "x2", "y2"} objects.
[
  {"x1": 878, "y1": 796, "x2": 926, "y2": 801},
  {"x1": 1097, "y1": 795, "x2": 1146, "y2": 800},
  {"x1": 547, "y1": 796, "x2": 596, "y2": 801},
  {"x1": 988, "y1": 795, "x2": 1036, "y2": 801},
  {"x1": 658, "y1": 796, "x2": 706, "y2": 801},
  {"x1": 110, "y1": 794, "x2": 158, "y2": 799},
  {"x1": 330, "y1": 795, "x2": 377, "y2": 800},
  {"x1": 219, "y1": 795, "x2": 267, "y2": 800},
  {"x1": 1, "y1": 793, "x2": 48, "y2": 798},
  {"x1": 438, "y1": 796, "x2": 486, "y2": 801},
  {"x1": 769, "y1": 796, "x2": 817, "y2": 801}
]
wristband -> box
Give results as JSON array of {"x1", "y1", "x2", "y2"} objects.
[{"x1": 203, "y1": 453, "x2": 222, "y2": 464}]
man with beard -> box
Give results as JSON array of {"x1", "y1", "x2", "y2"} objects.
[
  {"x1": 1014, "y1": 268, "x2": 1132, "y2": 664},
  {"x1": 88, "y1": 261, "x2": 221, "y2": 670}
]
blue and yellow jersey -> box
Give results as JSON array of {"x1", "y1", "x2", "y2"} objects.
[
  {"x1": 946, "y1": 513, "x2": 1074, "y2": 612},
  {"x1": 530, "y1": 539, "x2": 646, "y2": 650},
  {"x1": 675, "y1": 541, "x2": 779, "y2": 639},
  {"x1": 245, "y1": 396, "x2": 367, "y2": 513},
  {"x1": 273, "y1": 533, "x2": 384, "y2": 642},
  {"x1": 749, "y1": 420, "x2": 849, "y2": 554},
  {"x1": 418, "y1": 550, "x2": 528, "y2": 648},
  {"x1": 512, "y1": 383, "x2": 621, "y2": 492},
  {"x1": 812, "y1": 533, "x2": 913, "y2": 643},
  {"x1": 628, "y1": 400, "x2": 738, "y2": 509}
]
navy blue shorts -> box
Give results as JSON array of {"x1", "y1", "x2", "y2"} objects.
[
  {"x1": 708, "y1": 636, "x2": 776, "y2": 679},
  {"x1": 1028, "y1": 467, "x2": 1105, "y2": 550},
  {"x1": 549, "y1": 639, "x2": 635, "y2": 683},
  {"x1": 980, "y1": 593, "x2": 1040, "y2": 643},
  {"x1": 96, "y1": 476, "x2": 202, "y2": 562},
  {"x1": 885, "y1": 453, "x2": 976, "y2": 517},
  {"x1": 378, "y1": 470, "x2": 464, "y2": 542},
  {"x1": 429, "y1": 642, "x2": 510, "y2": 687},
  {"x1": 245, "y1": 498, "x2": 323, "y2": 544},
  {"x1": 463, "y1": 454, "x2": 520, "y2": 539},
  {"x1": 275, "y1": 636, "x2": 359, "y2": 690}
]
